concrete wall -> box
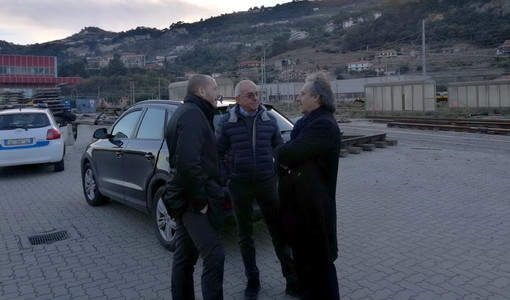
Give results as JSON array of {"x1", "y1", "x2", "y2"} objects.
[
  {"x1": 168, "y1": 77, "x2": 235, "y2": 100},
  {"x1": 448, "y1": 80, "x2": 510, "y2": 108},
  {"x1": 260, "y1": 75, "x2": 425, "y2": 102},
  {"x1": 365, "y1": 79, "x2": 436, "y2": 112}
]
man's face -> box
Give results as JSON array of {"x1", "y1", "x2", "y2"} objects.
[
  {"x1": 236, "y1": 82, "x2": 260, "y2": 114},
  {"x1": 202, "y1": 77, "x2": 221, "y2": 108},
  {"x1": 297, "y1": 82, "x2": 320, "y2": 115}
]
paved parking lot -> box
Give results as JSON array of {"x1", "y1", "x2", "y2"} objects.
[{"x1": 1, "y1": 121, "x2": 509, "y2": 299}]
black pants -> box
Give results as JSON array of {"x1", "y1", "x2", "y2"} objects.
[
  {"x1": 171, "y1": 209, "x2": 225, "y2": 300},
  {"x1": 228, "y1": 176, "x2": 297, "y2": 283},
  {"x1": 293, "y1": 247, "x2": 340, "y2": 300}
]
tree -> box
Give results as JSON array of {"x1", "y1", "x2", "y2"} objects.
[{"x1": 104, "y1": 54, "x2": 126, "y2": 76}]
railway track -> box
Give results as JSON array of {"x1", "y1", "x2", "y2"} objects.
[
  {"x1": 365, "y1": 115, "x2": 510, "y2": 135},
  {"x1": 340, "y1": 120, "x2": 510, "y2": 153}
]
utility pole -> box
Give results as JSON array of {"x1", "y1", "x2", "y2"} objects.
[
  {"x1": 260, "y1": 49, "x2": 266, "y2": 102},
  {"x1": 130, "y1": 82, "x2": 135, "y2": 106},
  {"x1": 422, "y1": 19, "x2": 427, "y2": 77},
  {"x1": 158, "y1": 77, "x2": 161, "y2": 99}
]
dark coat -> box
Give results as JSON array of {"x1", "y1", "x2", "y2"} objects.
[
  {"x1": 165, "y1": 94, "x2": 223, "y2": 213},
  {"x1": 275, "y1": 106, "x2": 341, "y2": 262},
  {"x1": 216, "y1": 104, "x2": 283, "y2": 182}
]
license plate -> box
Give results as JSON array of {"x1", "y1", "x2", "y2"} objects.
[{"x1": 5, "y1": 138, "x2": 33, "y2": 146}]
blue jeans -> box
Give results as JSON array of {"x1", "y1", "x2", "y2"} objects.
[
  {"x1": 171, "y1": 209, "x2": 225, "y2": 300},
  {"x1": 229, "y1": 176, "x2": 297, "y2": 283}
]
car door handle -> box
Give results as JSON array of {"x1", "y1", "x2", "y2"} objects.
[
  {"x1": 145, "y1": 153, "x2": 155, "y2": 161},
  {"x1": 115, "y1": 151, "x2": 123, "y2": 158}
]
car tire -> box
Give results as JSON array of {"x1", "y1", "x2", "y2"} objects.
[
  {"x1": 152, "y1": 185, "x2": 176, "y2": 251},
  {"x1": 82, "y1": 163, "x2": 108, "y2": 206},
  {"x1": 54, "y1": 158, "x2": 65, "y2": 172}
]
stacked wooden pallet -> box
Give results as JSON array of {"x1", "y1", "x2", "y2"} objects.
[
  {"x1": 31, "y1": 88, "x2": 66, "y2": 114},
  {"x1": 0, "y1": 91, "x2": 27, "y2": 105}
]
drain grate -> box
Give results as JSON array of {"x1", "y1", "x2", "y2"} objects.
[{"x1": 28, "y1": 230, "x2": 70, "y2": 245}]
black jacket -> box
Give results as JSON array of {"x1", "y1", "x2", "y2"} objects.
[
  {"x1": 165, "y1": 94, "x2": 222, "y2": 212},
  {"x1": 275, "y1": 106, "x2": 341, "y2": 262},
  {"x1": 216, "y1": 104, "x2": 283, "y2": 182}
]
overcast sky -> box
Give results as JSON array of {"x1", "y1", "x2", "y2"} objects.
[{"x1": 0, "y1": 0, "x2": 290, "y2": 45}]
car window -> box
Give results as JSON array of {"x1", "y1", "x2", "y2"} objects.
[
  {"x1": 110, "y1": 109, "x2": 142, "y2": 139},
  {"x1": 0, "y1": 113, "x2": 50, "y2": 130},
  {"x1": 136, "y1": 108, "x2": 166, "y2": 139}
]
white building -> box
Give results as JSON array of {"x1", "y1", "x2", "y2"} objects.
[{"x1": 348, "y1": 61, "x2": 371, "y2": 72}]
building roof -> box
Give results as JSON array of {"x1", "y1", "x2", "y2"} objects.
[{"x1": 0, "y1": 75, "x2": 82, "y2": 84}]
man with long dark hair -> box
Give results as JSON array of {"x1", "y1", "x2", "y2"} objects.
[{"x1": 275, "y1": 72, "x2": 341, "y2": 299}]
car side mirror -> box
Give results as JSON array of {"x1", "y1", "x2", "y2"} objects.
[
  {"x1": 109, "y1": 139, "x2": 124, "y2": 147},
  {"x1": 93, "y1": 128, "x2": 108, "y2": 139},
  {"x1": 93, "y1": 128, "x2": 124, "y2": 147}
]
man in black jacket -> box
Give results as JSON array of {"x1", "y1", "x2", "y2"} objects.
[
  {"x1": 165, "y1": 74, "x2": 225, "y2": 300},
  {"x1": 275, "y1": 72, "x2": 341, "y2": 300},
  {"x1": 216, "y1": 80, "x2": 298, "y2": 300}
]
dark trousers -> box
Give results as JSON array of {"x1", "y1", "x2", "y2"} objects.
[
  {"x1": 228, "y1": 176, "x2": 297, "y2": 283},
  {"x1": 293, "y1": 246, "x2": 340, "y2": 300},
  {"x1": 171, "y1": 209, "x2": 225, "y2": 300}
]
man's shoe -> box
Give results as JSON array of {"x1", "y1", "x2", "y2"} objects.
[
  {"x1": 244, "y1": 279, "x2": 261, "y2": 300},
  {"x1": 285, "y1": 281, "x2": 302, "y2": 298}
]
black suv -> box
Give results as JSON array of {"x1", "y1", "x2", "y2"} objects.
[{"x1": 81, "y1": 99, "x2": 294, "y2": 251}]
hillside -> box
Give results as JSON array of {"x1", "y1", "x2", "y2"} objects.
[{"x1": 1, "y1": 0, "x2": 509, "y2": 98}]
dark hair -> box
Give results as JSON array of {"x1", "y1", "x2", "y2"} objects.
[
  {"x1": 306, "y1": 72, "x2": 336, "y2": 113},
  {"x1": 187, "y1": 74, "x2": 211, "y2": 94}
]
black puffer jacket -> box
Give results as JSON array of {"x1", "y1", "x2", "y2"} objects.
[
  {"x1": 216, "y1": 104, "x2": 283, "y2": 182},
  {"x1": 165, "y1": 94, "x2": 223, "y2": 212}
]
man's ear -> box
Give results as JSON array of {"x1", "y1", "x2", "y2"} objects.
[
  {"x1": 235, "y1": 96, "x2": 241, "y2": 103},
  {"x1": 197, "y1": 87, "x2": 205, "y2": 98}
]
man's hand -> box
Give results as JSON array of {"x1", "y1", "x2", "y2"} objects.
[{"x1": 200, "y1": 204, "x2": 209, "y2": 214}]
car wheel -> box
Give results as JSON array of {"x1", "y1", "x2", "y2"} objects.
[
  {"x1": 54, "y1": 158, "x2": 65, "y2": 172},
  {"x1": 152, "y1": 185, "x2": 176, "y2": 251},
  {"x1": 82, "y1": 163, "x2": 107, "y2": 206}
]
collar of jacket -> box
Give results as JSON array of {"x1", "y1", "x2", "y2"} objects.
[
  {"x1": 227, "y1": 104, "x2": 270, "y2": 123},
  {"x1": 184, "y1": 93, "x2": 216, "y2": 128},
  {"x1": 291, "y1": 106, "x2": 332, "y2": 140},
  {"x1": 303, "y1": 105, "x2": 331, "y2": 121}
]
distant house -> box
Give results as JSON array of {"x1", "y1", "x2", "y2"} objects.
[
  {"x1": 120, "y1": 53, "x2": 145, "y2": 68},
  {"x1": 496, "y1": 39, "x2": 510, "y2": 55},
  {"x1": 87, "y1": 56, "x2": 113, "y2": 69},
  {"x1": 238, "y1": 60, "x2": 261, "y2": 68},
  {"x1": 376, "y1": 49, "x2": 398, "y2": 59},
  {"x1": 495, "y1": 75, "x2": 510, "y2": 81},
  {"x1": 273, "y1": 59, "x2": 293, "y2": 71},
  {"x1": 370, "y1": 65, "x2": 385, "y2": 73},
  {"x1": 348, "y1": 61, "x2": 371, "y2": 72}
]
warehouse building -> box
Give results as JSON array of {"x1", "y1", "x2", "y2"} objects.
[
  {"x1": 0, "y1": 54, "x2": 82, "y2": 98},
  {"x1": 448, "y1": 80, "x2": 510, "y2": 108}
]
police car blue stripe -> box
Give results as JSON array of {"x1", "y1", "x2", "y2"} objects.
[{"x1": 0, "y1": 141, "x2": 50, "y2": 150}]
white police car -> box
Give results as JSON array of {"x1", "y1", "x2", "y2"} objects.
[{"x1": 0, "y1": 105, "x2": 65, "y2": 171}]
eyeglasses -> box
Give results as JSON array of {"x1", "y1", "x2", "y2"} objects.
[{"x1": 240, "y1": 91, "x2": 260, "y2": 99}]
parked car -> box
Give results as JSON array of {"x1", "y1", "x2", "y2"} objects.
[
  {"x1": 80, "y1": 99, "x2": 294, "y2": 251},
  {"x1": 0, "y1": 104, "x2": 65, "y2": 171}
]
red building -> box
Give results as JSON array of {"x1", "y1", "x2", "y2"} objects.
[{"x1": 0, "y1": 54, "x2": 82, "y2": 97}]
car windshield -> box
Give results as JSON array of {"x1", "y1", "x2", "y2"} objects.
[{"x1": 0, "y1": 113, "x2": 50, "y2": 130}]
